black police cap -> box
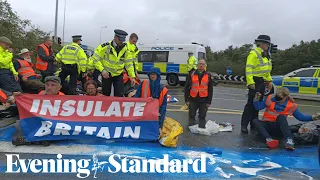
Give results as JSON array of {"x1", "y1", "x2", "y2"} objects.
[{"x1": 255, "y1": 35, "x2": 271, "y2": 44}]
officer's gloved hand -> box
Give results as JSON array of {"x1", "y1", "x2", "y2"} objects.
[
  {"x1": 101, "y1": 70, "x2": 109, "y2": 79},
  {"x1": 248, "y1": 84, "x2": 255, "y2": 90},
  {"x1": 312, "y1": 113, "x2": 320, "y2": 121}
]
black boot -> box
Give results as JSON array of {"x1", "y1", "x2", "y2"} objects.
[{"x1": 241, "y1": 126, "x2": 249, "y2": 133}]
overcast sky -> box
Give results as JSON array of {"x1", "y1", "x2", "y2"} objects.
[{"x1": 7, "y1": 0, "x2": 320, "y2": 51}]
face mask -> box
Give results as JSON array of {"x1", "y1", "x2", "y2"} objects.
[{"x1": 275, "y1": 95, "x2": 283, "y2": 101}]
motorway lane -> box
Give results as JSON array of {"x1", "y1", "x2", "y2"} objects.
[{"x1": 0, "y1": 86, "x2": 319, "y2": 179}]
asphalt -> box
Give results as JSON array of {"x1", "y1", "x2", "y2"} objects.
[{"x1": 0, "y1": 85, "x2": 319, "y2": 180}]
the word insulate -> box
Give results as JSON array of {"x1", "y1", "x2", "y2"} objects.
[{"x1": 30, "y1": 99, "x2": 147, "y2": 117}]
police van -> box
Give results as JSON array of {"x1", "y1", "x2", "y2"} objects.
[{"x1": 136, "y1": 43, "x2": 206, "y2": 86}]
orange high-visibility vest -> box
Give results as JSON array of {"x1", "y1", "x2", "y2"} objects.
[
  {"x1": 39, "y1": 90, "x2": 65, "y2": 95},
  {"x1": 262, "y1": 95, "x2": 297, "y2": 122},
  {"x1": 141, "y1": 80, "x2": 168, "y2": 107},
  {"x1": 17, "y1": 60, "x2": 37, "y2": 79},
  {"x1": 36, "y1": 44, "x2": 50, "y2": 71},
  {"x1": 0, "y1": 89, "x2": 8, "y2": 103},
  {"x1": 123, "y1": 71, "x2": 139, "y2": 85},
  {"x1": 190, "y1": 72, "x2": 209, "y2": 98}
]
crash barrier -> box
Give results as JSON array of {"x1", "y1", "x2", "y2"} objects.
[
  {"x1": 215, "y1": 74, "x2": 247, "y2": 86},
  {"x1": 15, "y1": 94, "x2": 160, "y2": 142}
]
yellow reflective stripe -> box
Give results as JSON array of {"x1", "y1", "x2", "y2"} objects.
[
  {"x1": 79, "y1": 58, "x2": 86, "y2": 60},
  {"x1": 253, "y1": 49, "x2": 264, "y2": 65},
  {"x1": 246, "y1": 70, "x2": 271, "y2": 75},
  {"x1": 125, "y1": 58, "x2": 134, "y2": 63},
  {"x1": 61, "y1": 58, "x2": 77, "y2": 62},
  {"x1": 104, "y1": 58, "x2": 123, "y2": 65},
  {"x1": 125, "y1": 64, "x2": 133, "y2": 69},
  {"x1": 93, "y1": 53, "x2": 101, "y2": 59}
]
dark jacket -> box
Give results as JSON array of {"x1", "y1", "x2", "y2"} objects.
[
  {"x1": 37, "y1": 45, "x2": 56, "y2": 73},
  {"x1": 185, "y1": 69, "x2": 213, "y2": 104},
  {"x1": 135, "y1": 67, "x2": 167, "y2": 128}
]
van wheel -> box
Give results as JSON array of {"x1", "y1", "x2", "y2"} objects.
[{"x1": 167, "y1": 74, "x2": 178, "y2": 86}]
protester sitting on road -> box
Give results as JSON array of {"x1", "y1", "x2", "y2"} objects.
[
  {"x1": 14, "y1": 48, "x2": 44, "y2": 94},
  {"x1": 84, "y1": 80, "x2": 104, "y2": 96},
  {"x1": 38, "y1": 76, "x2": 65, "y2": 95},
  {"x1": 0, "y1": 88, "x2": 21, "y2": 109},
  {"x1": 0, "y1": 36, "x2": 22, "y2": 93},
  {"x1": 252, "y1": 87, "x2": 320, "y2": 150},
  {"x1": 135, "y1": 67, "x2": 168, "y2": 128},
  {"x1": 123, "y1": 70, "x2": 139, "y2": 97}
]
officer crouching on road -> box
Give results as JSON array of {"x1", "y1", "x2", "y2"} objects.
[
  {"x1": 56, "y1": 35, "x2": 87, "y2": 95},
  {"x1": 241, "y1": 35, "x2": 274, "y2": 133},
  {"x1": 91, "y1": 29, "x2": 136, "y2": 97},
  {"x1": 185, "y1": 58, "x2": 213, "y2": 129}
]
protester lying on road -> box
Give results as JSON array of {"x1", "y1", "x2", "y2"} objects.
[
  {"x1": 252, "y1": 87, "x2": 320, "y2": 150},
  {"x1": 135, "y1": 67, "x2": 168, "y2": 128},
  {"x1": 84, "y1": 80, "x2": 104, "y2": 96},
  {"x1": 38, "y1": 76, "x2": 65, "y2": 95}
]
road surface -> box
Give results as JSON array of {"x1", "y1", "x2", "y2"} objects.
[{"x1": 0, "y1": 85, "x2": 319, "y2": 179}]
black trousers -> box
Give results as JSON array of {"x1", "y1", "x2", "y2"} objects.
[
  {"x1": 252, "y1": 115, "x2": 293, "y2": 140},
  {"x1": 188, "y1": 101, "x2": 208, "y2": 128},
  {"x1": 0, "y1": 69, "x2": 22, "y2": 92},
  {"x1": 102, "y1": 74, "x2": 124, "y2": 97},
  {"x1": 40, "y1": 71, "x2": 55, "y2": 82},
  {"x1": 58, "y1": 64, "x2": 78, "y2": 95},
  {"x1": 92, "y1": 69, "x2": 102, "y2": 87},
  {"x1": 241, "y1": 77, "x2": 266, "y2": 128}
]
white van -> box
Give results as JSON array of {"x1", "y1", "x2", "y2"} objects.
[{"x1": 136, "y1": 43, "x2": 206, "y2": 86}]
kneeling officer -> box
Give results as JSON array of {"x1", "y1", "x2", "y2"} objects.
[{"x1": 56, "y1": 35, "x2": 87, "y2": 95}]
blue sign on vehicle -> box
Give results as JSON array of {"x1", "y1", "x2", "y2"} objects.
[{"x1": 151, "y1": 47, "x2": 174, "y2": 51}]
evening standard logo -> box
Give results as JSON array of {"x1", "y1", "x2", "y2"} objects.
[{"x1": 6, "y1": 154, "x2": 207, "y2": 178}]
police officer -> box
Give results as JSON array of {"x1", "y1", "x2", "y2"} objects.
[
  {"x1": 127, "y1": 33, "x2": 140, "y2": 76},
  {"x1": 241, "y1": 35, "x2": 273, "y2": 133},
  {"x1": 0, "y1": 36, "x2": 22, "y2": 93},
  {"x1": 187, "y1": 52, "x2": 197, "y2": 73},
  {"x1": 56, "y1": 35, "x2": 87, "y2": 95},
  {"x1": 91, "y1": 29, "x2": 136, "y2": 97}
]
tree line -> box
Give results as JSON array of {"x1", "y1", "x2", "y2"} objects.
[
  {"x1": 206, "y1": 39, "x2": 320, "y2": 76},
  {"x1": 0, "y1": 0, "x2": 60, "y2": 58},
  {"x1": 1, "y1": 0, "x2": 320, "y2": 76}
]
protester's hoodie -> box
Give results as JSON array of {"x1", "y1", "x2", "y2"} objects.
[{"x1": 135, "y1": 67, "x2": 167, "y2": 127}]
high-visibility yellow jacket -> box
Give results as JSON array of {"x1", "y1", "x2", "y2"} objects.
[
  {"x1": 187, "y1": 55, "x2": 197, "y2": 72},
  {"x1": 87, "y1": 58, "x2": 94, "y2": 71},
  {"x1": 91, "y1": 41, "x2": 135, "y2": 78},
  {"x1": 56, "y1": 42, "x2": 87, "y2": 74},
  {"x1": 245, "y1": 47, "x2": 272, "y2": 86},
  {"x1": 126, "y1": 41, "x2": 140, "y2": 71},
  {"x1": 0, "y1": 46, "x2": 18, "y2": 75}
]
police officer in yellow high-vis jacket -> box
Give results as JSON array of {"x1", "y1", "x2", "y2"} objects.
[
  {"x1": 241, "y1": 35, "x2": 273, "y2": 133},
  {"x1": 127, "y1": 33, "x2": 140, "y2": 73},
  {"x1": 91, "y1": 29, "x2": 136, "y2": 97},
  {"x1": 187, "y1": 52, "x2": 197, "y2": 73},
  {"x1": 56, "y1": 35, "x2": 87, "y2": 95}
]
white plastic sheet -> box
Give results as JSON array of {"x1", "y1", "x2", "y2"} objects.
[{"x1": 189, "y1": 120, "x2": 220, "y2": 136}]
